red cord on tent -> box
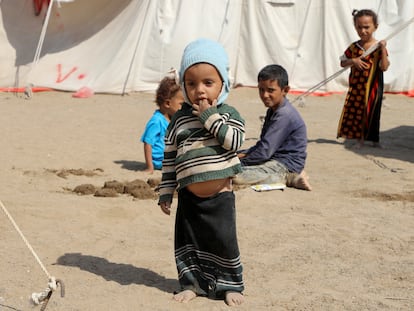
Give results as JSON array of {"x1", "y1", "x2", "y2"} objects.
[
  {"x1": 0, "y1": 87, "x2": 53, "y2": 93},
  {"x1": 387, "y1": 90, "x2": 414, "y2": 97},
  {"x1": 33, "y1": 0, "x2": 51, "y2": 16}
]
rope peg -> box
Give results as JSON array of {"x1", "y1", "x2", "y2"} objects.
[
  {"x1": 31, "y1": 277, "x2": 65, "y2": 310},
  {"x1": 297, "y1": 96, "x2": 306, "y2": 107}
]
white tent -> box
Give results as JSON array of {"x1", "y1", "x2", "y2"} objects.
[{"x1": 1, "y1": 0, "x2": 413, "y2": 95}]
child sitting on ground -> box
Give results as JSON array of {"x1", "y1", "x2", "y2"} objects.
[
  {"x1": 233, "y1": 64, "x2": 312, "y2": 191},
  {"x1": 140, "y1": 76, "x2": 183, "y2": 173}
]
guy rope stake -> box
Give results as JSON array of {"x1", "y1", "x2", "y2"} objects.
[
  {"x1": 0, "y1": 198, "x2": 65, "y2": 310},
  {"x1": 292, "y1": 16, "x2": 414, "y2": 106}
]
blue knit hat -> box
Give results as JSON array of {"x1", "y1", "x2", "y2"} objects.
[{"x1": 179, "y1": 38, "x2": 230, "y2": 105}]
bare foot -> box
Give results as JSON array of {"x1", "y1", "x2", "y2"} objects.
[
  {"x1": 173, "y1": 290, "x2": 196, "y2": 303},
  {"x1": 290, "y1": 171, "x2": 312, "y2": 191},
  {"x1": 225, "y1": 291, "x2": 244, "y2": 306}
]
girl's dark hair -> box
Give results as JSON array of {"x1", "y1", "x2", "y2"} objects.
[
  {"x1": 257, "y1": 64, "x2": 289, "y2": 88},
  {"x1": 352, "y1": 9, "x2": 378, "y2": 26},
  {"x1": 155, "y1": 77, "x2": 181, "y2": 106}
]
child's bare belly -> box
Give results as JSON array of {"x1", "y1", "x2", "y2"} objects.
[{"x1": 186, "y1": 177, "x2": 232, "y2": 198}]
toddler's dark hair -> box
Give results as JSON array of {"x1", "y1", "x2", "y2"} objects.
[
  {"x1": 155, "y1": 77, "x2": 181, "y2": 106},
  {"x1": 352, "y1": 9, "x2": 378, "y2": 26},
  {"x1": 257, "y1": 64, "x2": 289, "y2": 88}
]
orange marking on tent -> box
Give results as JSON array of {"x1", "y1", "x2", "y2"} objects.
[{"x1": 56, "y1": 64, "x2": 78, "y2": 83}]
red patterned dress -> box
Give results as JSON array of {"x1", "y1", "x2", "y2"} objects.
[{"x1": 337, "y1": 41, "x2": 387, "y2": 143}]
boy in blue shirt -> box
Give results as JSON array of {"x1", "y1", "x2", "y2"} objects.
[{"x1": 141, "y1": 76, "x2": 183, "y2": 173}]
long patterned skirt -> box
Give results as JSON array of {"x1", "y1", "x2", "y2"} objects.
[{"x1": 174, "y1": 188, "x2": 244, "y2": 299}]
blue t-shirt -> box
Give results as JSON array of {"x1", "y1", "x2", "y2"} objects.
[{"x1": 140, "y1": 110, "x2": 168, "y2": 169}]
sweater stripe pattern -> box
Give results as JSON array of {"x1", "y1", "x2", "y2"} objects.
[{"x1": 159, "y1": 103, "x2": 245, "y2": 203}]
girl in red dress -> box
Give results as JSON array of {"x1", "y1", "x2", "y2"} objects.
[{"x1": 337, "y1": 9, "x2": 390, "y2": 148}]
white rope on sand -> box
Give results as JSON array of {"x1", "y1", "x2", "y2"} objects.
[
  {"x1": 292, "y1": 16, "x2": 414, "y2": 106},
  {"x1": 0, "y1": 199, "x2": 64, "y2": 309}
]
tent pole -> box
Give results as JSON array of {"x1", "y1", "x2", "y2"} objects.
[{"x1": 25, "y1": 0, "x2": 54, "y2": 98}]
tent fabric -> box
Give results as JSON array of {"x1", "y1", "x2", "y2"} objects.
[{"x1": 0, "y1": 0, "x2": 413, "y2": 94}]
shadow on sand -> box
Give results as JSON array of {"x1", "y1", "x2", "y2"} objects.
[
  {"x1": 114, "y1": 160, "x2": 147, "y2": 171},
  {"x1": 55, "y1": 253, "x2": 178, "y2": 293},
  {"x1": 309, "y1": 125, "x2": 414, "y2": 164}
]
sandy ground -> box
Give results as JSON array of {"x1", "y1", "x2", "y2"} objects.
[{"x1": 0, "y1": 88, "x2": 413, "y2": 311}]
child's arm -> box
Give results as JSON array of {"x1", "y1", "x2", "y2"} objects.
[
  {"x1": 158, "y1": 127, "x2": 178, "y2": 205},
  {"x1": 143, "y1": 143, "x2": 154, "y2": 173},
  {"x1": 378, "y1": 40, "x2": 390, "y2": 71},
  {"x1": 340, "y1": 57, "x2": 369, "y2": 71},
  {"x1": 159, "y1": 201, "x2": 171, "y2": 215},
  {"x1": 197, "y1": 101, "x2": 245, "y2": 152},
  {"x1": 237, "y1": 152, "x2": 247, "y2": 159},
  {"x1": 240, "y1": 115, "x2": 292, "y2": 165}
]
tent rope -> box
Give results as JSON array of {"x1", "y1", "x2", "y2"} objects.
[
  {"x1": 292, "y1": 16, "x2": 414, "y2": 105},
  {"x1": 32, "y1": 0, "x2": 54, "y2": 67},
  {"x1": 0, "y1": 198, "x2": 64, "y2": 309},
  {"x1": 24, "y1": 0, "x2": 55, "y2": 99}
]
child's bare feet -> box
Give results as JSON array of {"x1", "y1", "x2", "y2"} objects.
[
  {"x1": 287, "y1": 171, "x2": 312, "y2": 191},
  {"x1": 173, "y1": 290, "x2": 196, "y2": 303},
  {"x1": 225, "y1": 291, "x2": 244, "y2": 306}
]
